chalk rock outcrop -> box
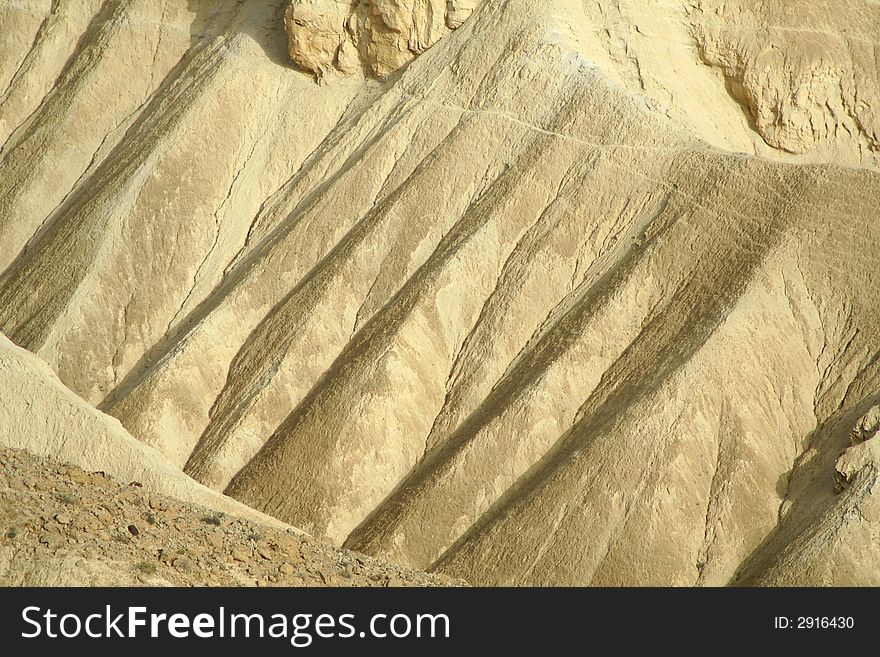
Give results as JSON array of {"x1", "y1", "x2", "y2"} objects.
[
  {"x1": 694, "y1": 0, "x2": 880, "y2": 160},
  {"x1": 284, "y1": 0, "x2": 478, "y2": 79},
  {"x1": 283, "y1": 0, "x2": 353, "y2": 78},
  {"x1": 737, "y1": 409, "x2": 880, "y2": 586}
]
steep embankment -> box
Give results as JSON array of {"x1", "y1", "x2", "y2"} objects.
[
  {"x1": 1, "y1": 0, "x2": 879, "y2": 585},
  {"x1": 0, "y1": 332, "x2": 287, "y2": 524}
]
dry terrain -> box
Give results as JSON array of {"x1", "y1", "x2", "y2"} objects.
[
  {"x1": 1, "y1": 0, "x2": 879, "y2": 586},
  {"x1": 0, "y1": 445, "x2": 459, "y2": 587}
]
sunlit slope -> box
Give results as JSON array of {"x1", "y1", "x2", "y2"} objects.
[{"x1": 2, "y1": 0, "x2": 879, "y2": 585}]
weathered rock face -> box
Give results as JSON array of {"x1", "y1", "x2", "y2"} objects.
[
  {"x1": 446, "y1": 0, "x2": 478, "y2": 29},
  {"x1": 283, "y1": 0, "x2": 353, "y2": 78},
  {"x1": 739, "y1": 408, "x2": 880, "y2": 586},
  {"x1": 2, "y1": 0, "x2": 880, "y2": 587},
  {"x1": 693, "y1": 0, "x2": 880, "y2": 158},
  {"x1": 284, "y1": 0, "x2": 477, "y2": 79}
]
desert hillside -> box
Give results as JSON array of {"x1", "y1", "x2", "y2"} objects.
[
  {"x1": 1, "y1": 0, "x2": 879, "y2": 586},
  {"x1": 0, "y1": 445, "x2": 459, "y2": 586}
]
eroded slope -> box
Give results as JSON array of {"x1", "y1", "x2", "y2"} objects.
[
  {"x1": 1, "y1": 0, "x2": 879, "y2": 585},
  {"x1": 0, "y1": 446, "x2": 459, "y2": 587}
]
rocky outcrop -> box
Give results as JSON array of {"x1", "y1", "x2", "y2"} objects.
[
  {"x1": 849, "y1": 406, "x2": 880, "y2": 447},
  {"x1": 836, "y1": 406, "x2": 880, "y2": 493},
  {"x1": 283, "y1": 1, "x2": 353, "y2": 79},
  {"x1": 734, "y1": 408, "x2": 880, "y2": 586},
  {"x1": 284, "y1": 0, "x2": 478, "y2": 80},
  {"x1": 2, "y1": 0, "x2": 880, "y2": 587},
  {"x1": 446, "y1": 0, "x2": 478, "y2": 29},
  {"x1": 693, "y1": 0, "x2": 880, "y2": 159}
]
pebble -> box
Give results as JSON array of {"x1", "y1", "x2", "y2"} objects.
[
  {"x1": 73, "y1": 515, "x2": 91, "y2": 531},
  {"x1": 39, "y1": 533, "x2": 65, "y2": 550},
  {"x1": 7, "y1": 478, "x2": 26, "y2": 491},
  {"x1": 172, "y1": 557, "x2": 193, "y2": 571},
  {"x1": 207, "y1": 531, "x2": 224, "y2": 549}
]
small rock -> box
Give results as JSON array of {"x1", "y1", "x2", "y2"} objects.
[
  {"x1": 279, "y1": 563, "x2": 295, "y2": 575},
  {"x1": 54, "y1": 512, "x2": 72, "y2": 525},
  {"x1": 66, "y1": 470, "x2": 90, "y2": 485},
  {"x1": 207, "y1": 531, "x2": 224, "y2": 550},
  {"x1": 73, "y1": 514, "x2": 92, "y2": 531},
  {"x1": 88, "y1": 472, "x2": 112, "y2": 488},
  {"x1": 92, "y1": 507, "x2": 113, "y2": 523},
  {"x1": 39, "y1": 533, "x2": 65, "y2": 550},
  {"x1": 172, "y1": 557, "x2": 193, "y2": 571},
  {"x1": 82, "y1": 546, "x2": 100, "y2": 559}
]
